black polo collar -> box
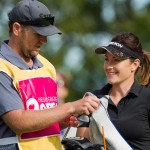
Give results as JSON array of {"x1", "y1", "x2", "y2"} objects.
[{"x1": 93, "y1": 80, "x2": 141, "y2": 98}]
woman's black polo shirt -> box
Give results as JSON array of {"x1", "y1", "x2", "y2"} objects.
[{"x1": 90, "y1": 81, "x2": 150, "y2": 150}]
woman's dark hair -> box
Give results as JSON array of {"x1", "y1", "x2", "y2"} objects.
[
  {"x1": 138, "y1": 51, "x2": 150, "y2": 87},
  {"x1": 111, "y1": 32, "x2": 150, "y2": 87}
]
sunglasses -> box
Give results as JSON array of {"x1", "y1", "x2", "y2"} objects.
[
  {"x1": 19, "y1": 16, "x2": 54, "y2": 27},
  {"x1": 57, "y1": 80, "x2": 65, "y2": 88}
]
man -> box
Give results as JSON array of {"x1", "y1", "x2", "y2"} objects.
[{"x1": 0, "y1": 0, "x2": 99, "y2": 150}]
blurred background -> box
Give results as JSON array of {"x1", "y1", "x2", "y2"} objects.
[{"x1": 0, "y1": 0, "x2": 150, "y2": 101}]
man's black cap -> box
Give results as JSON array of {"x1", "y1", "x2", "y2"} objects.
[{"x1": 8, "y1": 0, "x2": 62, "y2": 36}]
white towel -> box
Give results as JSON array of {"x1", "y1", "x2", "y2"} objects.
[{"x1": 84, "y1": 92, "x2": 133, "y2": 150}]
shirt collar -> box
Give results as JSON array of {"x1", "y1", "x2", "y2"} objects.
[
  {"x1": 93, "y1": 80, "x2": 141, "y2": 98},
  {"x1": 129, "y1": 80, "x2": 141, "y2": 96},
  {"x1": 0, "y1": 40, "x2": 43, "y2": 69}
]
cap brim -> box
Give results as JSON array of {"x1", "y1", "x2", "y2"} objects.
[
  {"x1": 32, "y1": 24, "x2": 62, "y2": 36},
  {"x1": 95, "y1": 46, "x2": 107, "y2": 54},
  {"x1": 95, "y1": 46, "x2": 130, "y2": 59}
]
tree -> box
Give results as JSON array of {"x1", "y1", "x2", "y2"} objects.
[{"x1": 1, "y1": 0, "x2": 150, "y2": 101}]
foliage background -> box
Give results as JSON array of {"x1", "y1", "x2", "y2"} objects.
[{"x1": 0, "y1": 0, "x2": 150, "y2": 101}]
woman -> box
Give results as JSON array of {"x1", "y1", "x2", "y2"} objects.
[{"x1": 77, "y1": 32, "x2": 150, "y2": 150}]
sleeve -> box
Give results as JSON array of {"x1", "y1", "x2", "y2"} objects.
[{"x1": 0, "y1": 71, "x2": 24, "y2": 116}]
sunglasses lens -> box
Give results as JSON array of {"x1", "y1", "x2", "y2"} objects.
[
  {"x1": 19, "y1": 16, "x2": 54, "y2": 27},
  {"x1": 57, "y1": 80, "x2": 65, "y2": 87}
]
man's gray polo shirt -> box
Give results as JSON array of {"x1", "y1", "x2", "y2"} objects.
[{"x1": 0, "y1": 41, "x2": 43, "y2": 138}]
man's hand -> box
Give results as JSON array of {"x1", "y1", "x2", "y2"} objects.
[{"x1": 71, "y1": 95, "x2": 99, "y2": 116}]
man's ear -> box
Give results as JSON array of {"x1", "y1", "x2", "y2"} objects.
[{"x1": 13, "y1": 22, "x2": 22, "y2": 36}]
